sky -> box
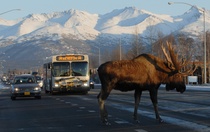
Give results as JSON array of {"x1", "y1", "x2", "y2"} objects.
[{"x1": 0, "y1": 0, "x2": 209, "y2": 20}]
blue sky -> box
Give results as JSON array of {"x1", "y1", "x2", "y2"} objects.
[{"x1": 0, "y1": 0, "x2": 209, "y2": 20}]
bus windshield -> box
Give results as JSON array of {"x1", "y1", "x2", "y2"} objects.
[
  {"x1": 71, "y1": 62, "x2": 88, "y2": 76},
  {"x1": 52, "y1": 62, "x2": 88, "y2": 77}
]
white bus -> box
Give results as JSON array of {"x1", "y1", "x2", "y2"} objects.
[{"x1": 43, "y1": 54, "x2": 91, "y2": 94}]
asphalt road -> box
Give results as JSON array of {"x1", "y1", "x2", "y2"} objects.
[{"x1": 0, "y1": 84, "x2": 210, "y2": 132}]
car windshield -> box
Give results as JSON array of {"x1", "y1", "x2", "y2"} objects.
[{"x1": 14, "y1": 76, "x2": 35, "y2": 84}]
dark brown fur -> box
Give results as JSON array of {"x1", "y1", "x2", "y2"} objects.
[{"x1": 97, "y1": 53, "x2": 186, "y2": 125}]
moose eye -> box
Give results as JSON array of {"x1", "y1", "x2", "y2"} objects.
[{"x1": 167, "y1": 62, "x2": 175, "y2": 70}]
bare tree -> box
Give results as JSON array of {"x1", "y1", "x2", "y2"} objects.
[
  {"x1": 110, "y1": 42, "x2": 125, "y2": 61},
  {"x1": 152, "y1": 31, "x2": 165, "y2": 57},
  {"x1": 176, "y1": 34, "x2": 196, "y2": 61},
  {"x1": 144, "y1": 21, "x2": 159, "y2": 54},
  {"x1": 126, "y1": 26, "x2": 144, "y2": 59}
]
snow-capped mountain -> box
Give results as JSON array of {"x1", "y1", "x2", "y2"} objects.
[
  {"x1": 0, "y1": 6, "x2": 209, "y2": 41},
  {"x1": 0, "y1": 9, "x2": 100, "y2": 41},
  {"x1": 0, "y1": 6, "x2": 209, "y2": 72}
]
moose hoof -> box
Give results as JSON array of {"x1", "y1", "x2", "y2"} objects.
[
  {"x1": 157, "y1": 118, "x2": 164, "y2": 123},
  {"x1": 102, "y1": 119, "x2": 111, "y2": 126},
  {"x1": 102, "y1": 121, "x2": 111, "y2": 125},
  {"x1": 105, "y1": 121, "x2": 111, "y2": 125},
  {"x1": 135, "y1": 120, "x2": 140, "y2": 124}
]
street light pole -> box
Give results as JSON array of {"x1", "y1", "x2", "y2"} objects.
[
  {"x1": 0, "y1": 9, "x2": 21, "y2": 16},
  {"x1": 168, "y1": 2, "x2": 207, "y2": 84},
  {"x1": 119, "y1": 36, "x2": 122, "y2": 60}
]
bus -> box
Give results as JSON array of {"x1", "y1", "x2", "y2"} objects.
[{"x1": 43, "y1": 54, "x2": 91, "y2": 94}]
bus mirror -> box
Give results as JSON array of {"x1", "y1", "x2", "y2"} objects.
[
  {"x1": 90, "y1": 69, "x2": 92, "y2": 75},
  {"x1": 48, "y1": 63, "x2": 52, "y2": 69}
]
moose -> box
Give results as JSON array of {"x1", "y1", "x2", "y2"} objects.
[{"x1": 97, "y1": 42, "x2": 196, "y2": 125}]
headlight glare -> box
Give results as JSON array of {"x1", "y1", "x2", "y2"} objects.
[
  {"x1": 83, "y1": 83, "x2": 88, "y2": 86},
  {"x1": 14, "y1": 88, "x2": 19, "y2": 91},
  {"x1": 55, "y1": 83, "x2": 59, "y2": 87},
  {"x1": 34, "y1": 87, "x2": 41, "y2": 91}
]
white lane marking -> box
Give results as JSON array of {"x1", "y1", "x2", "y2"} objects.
[
  {"x1": 17, "y1": 128, "x2": 25, "y2": 131},
  {"x1": 115, "y1": 120, "x2": 130, "y2": 124},
  {"x1": 77, "y1": 125, "x2": 83, "y2": 127},
  {"x1": 81, "y1": 97, "x2": 93, "y2": 101},
  {"x1": 135, "y1": 129, "x2": 148, "y2": 132},
  {"x1": 88, "y1": 110, "x2": 96, "y2": 113},
  {"x1": 79, "y1": 107, "x2": 85, "y2": 109}
]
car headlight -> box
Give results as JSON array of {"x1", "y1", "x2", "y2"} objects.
[
  {"x1": 34, "y1": 87, "x2": 41, "y2": 91},
  {"x1": 14, "y1": 88, "x2": 19, "y2": 91}
]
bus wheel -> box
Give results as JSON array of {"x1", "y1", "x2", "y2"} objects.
[
  {"x1": 51, "y1": 91, "x2": 55, "y2": 95},
  {"x1": 83, "y1": 91, "x2": 88, "y2": 95},
  {"x1": 11, "y1": 96, "x2": 16, "y2": 100}
]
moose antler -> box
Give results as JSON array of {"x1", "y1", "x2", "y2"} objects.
[
  {"x1": 166, "y1": 41, "x2": 181, "y2": 70},
  {"x1": 161, "y1": 42, "x2": 178, "y2": 70},
  {"x1": 178, "y1": 62, "x2": 197, "y2": 76},
  {"x1": 161, "y1": 44, "x2": 172, "y2": 64},
  {"x1": 161, "y1": 41, "x2": 197, "y2": 75}
]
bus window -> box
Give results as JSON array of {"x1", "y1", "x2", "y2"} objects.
[
  {"x1": 52, "y1": 62, "x2": 70, "y2": 77},
  {"x1": 71, "y1": 62, "x2": 88, "y2": 76}
]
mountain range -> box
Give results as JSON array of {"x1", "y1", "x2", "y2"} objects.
[{"x1": 0, "y1": 6, "x2": 209, "y2": 73}]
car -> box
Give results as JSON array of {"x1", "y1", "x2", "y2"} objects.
[
  {"x1": 35, "y1": 75, "x2": 43, "y2": 88},
  {"x1": 10, "y1": 74, "x2": 42, "y2": 100}
]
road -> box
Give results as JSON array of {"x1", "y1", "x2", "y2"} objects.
[{"x1": 0, "y1": 83, "x2": 210, "y2": 132}]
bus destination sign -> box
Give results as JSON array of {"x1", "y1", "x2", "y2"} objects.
[{"x1": 56, "y1": 55, "x2": 84, "y2": 61}]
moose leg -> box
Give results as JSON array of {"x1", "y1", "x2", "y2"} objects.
[
  {"x1": 97, "y1": 90, "x2": 111, "y2": 125},
  {"x1": 149, "y1": 88, "x2": 163, "y2": 123},
  {"x1": 133, "y1": 89, "x2": 142, "y2": 123}
]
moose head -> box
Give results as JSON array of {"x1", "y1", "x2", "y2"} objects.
[{"x1": 161, "y1": 42, "x2": 196, "y2": 93}]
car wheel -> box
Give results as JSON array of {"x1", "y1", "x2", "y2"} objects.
[
  {"x1": 11, "y1": 96, "x2": 16, "y2": 100},
  {"x1": 35, "y1": 96, "x2": 41, "y2": 99},
  {"x1": 45, "y1": 90, "x2": 49, "y2": 94},
  {"x1": 51, "y1": 91, "x2": 56, "y2": 95},
  {"x1": 82, "y1": 91, "x2": 88, "y2": 95}
]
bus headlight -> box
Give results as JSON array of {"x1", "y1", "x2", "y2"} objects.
[
  {"x1": 55, "y1": 83, "x2": 59, "y2": 87},
  {"x1": 83, "y1": 83, "x2": 88, "y2": 86}
]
